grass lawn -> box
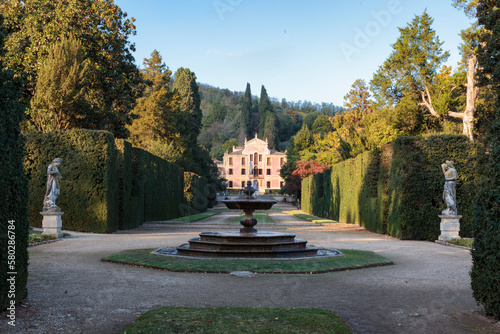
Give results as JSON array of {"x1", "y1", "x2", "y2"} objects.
[
  {"x1": 447, "y1": 238, "x2": 473, "y2": 249},
  {"x1": 28, "y1": 230, "x2": 65, "y2": 244},
  {"x1": 170, "y1": 211, "x2": 222, "y2": 223},
  {"x1": 102, "y1": 248, "x2": 392, "y2": 274},
  {"x1": 122, "y1": 306, "x2": 351, "y2": 334},
  {"x1": 284, "y1": 211, "x2": 339, "y2": 224},
  {"x1": 233, "y1": 212, "x2": 274, "y2": 224}
]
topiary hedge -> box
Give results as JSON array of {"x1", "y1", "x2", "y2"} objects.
[
  {"x1": 302, "y1": 135, "x2": 477, "y2": 240},
  {"x1": 470, "y1": 121, "x2": 500, "y2": 318},
  {"x1": 302, "y1": 149, "x2": 386, "y2": 234},
  {"x1": 24, "y1": 130, "x2": 119, "y2": 233},
  {"x1": 0, "y1": 15, "x2": 29, "y2": 309},
  {"x1": 386, "y1": 135, "x2": 476, "y2": 239},
  {"x1": 142, "y1": 150, "x2": 184, "y2": 222}
]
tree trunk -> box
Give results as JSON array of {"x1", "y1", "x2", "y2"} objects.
[{"x1": 448, "y1": 55, "x2": 479, "y2": 141}]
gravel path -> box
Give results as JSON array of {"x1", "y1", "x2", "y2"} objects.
[{"x1": 2, "y1": 204, "x2": 499, "y2": 334}]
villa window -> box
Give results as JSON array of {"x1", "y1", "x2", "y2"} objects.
[
  {"x1": 229, "y1": 157, "x2": 233, "y2": 166},
  {"x1": 280, "y1": 157, "x2": 285, "y2": 166},
  {"x1": 267, "y1": 157, "x2": 271, "y2": 165},
  {"x1": 266, "y1": 181, "x2": 271, "y2": 188},
  {"x1": 241, "y1": 168, "x2": 246, "y2": 175},
  {"x1": 259, "y1": 169, "x2": 263, "y2": 175},
  {"x1": 250, "y1": 154, "x2": 253, "y2": 162},
  {"x1": 228, "y1": 181, "x2": 233, "y2": 188},
  {"x1": 242, "y1": 157, "x2": 245, "y2": 165},
  {"x1": 259, "y1": 154, "x2": 262, "y2": 162},
  {"x1": 266, "y1": 169, "x2": 271, "y2": 175},
  {"x1": 229, "y1": 168, "x2": 233, "y2": 175}
]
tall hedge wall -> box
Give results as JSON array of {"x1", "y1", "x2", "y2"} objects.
[
  {"x1": 386, "y1": 135, "x2": 476, "y2": 240},
  {"x1": 470, "y1": 122, "x2": 500, "y2": 318},
  {"x1": 25, "y1": 131, "x2": 202, "y2": 232},
  {"x1": 302, "y1": 135, "x2": 476, "y2": 240},
  {"x1": 24, "y1": 130, "x2": 119, "y2": 233},
  {"x1": 0, "y1": 18, "x2": 29, "y2": 309},
  {"x1": 302, "y1": 149, "x2": 386, "y2": 234},
  {"x1": 115, "y1": 143, "x2": 185, "y2": 226},
  {"x1": 143, "y1": 150, "x2": 184, "y2": 222},
  {"x1": 183, "y1": 172, "x2": 208, "y2": 215}
]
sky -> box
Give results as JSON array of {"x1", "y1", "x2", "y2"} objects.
[{"x1": 114, "y1": 0, "x2": 474, "y2": 106}]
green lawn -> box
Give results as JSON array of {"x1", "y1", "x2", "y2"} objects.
[
  {"x1": 122, "y1": 306, "x2": 351, "y2": 334},
  {"x1": 447, "y1": 238, "x2": 473, "y2": 249},
  {"x1": 29, "y1": 230, "x2": 58, "y2": 244},
  {"x1": 170, "y1": 211, "x2": 222, "y2": 223},
  {"x1": 284, "y1": 211, "x2": 340, "y2": 224},
  {"x1": 102, "y1": 248, "x2": 392, "y2": 274}
]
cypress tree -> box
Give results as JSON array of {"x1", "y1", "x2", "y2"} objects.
[
  {"x1": 241, "y1": 83, "x2": 253, "y2": 139},
  {"x1": 30, "y1": 35, "x2": 91, "y2": 132},
  {"x1": 258, "y1": 85, "x2": 274, "y2": 137},
  {"x1": 173, "y1": 67, "x2": 203, "y2": 146}
]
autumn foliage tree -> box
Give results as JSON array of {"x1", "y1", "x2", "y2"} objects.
[
  {"x1": 30, "y1": 36, "x2": 91, "y2": 132},
  {"x1": 286, "y1": 160, "x2": 329, "y2": 196}
]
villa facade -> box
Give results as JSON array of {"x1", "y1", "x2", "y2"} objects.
[{"x1": 219, "y1": 135, "x2": 286, "y2": 192}]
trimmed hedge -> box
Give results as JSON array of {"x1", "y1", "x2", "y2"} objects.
[
  {"x1": 143, "y1": 150, "x2": 184, "y2": 222},
  {"x1": 183, "y1": 172, "x2": 208, "y2": 215},
  {"x1": 116, "y1": 141, "x2": 185, "y2": 226},
  {"x1": 386, "y1": 135, "x2": 476, "y2": 239},
  {"x1": 302, "y1": 149, "x2": 386, "y2": 234},
  {"x1": 25, "y1": 130, "x2": 204, "y2": 232},
  {"x1": 470, "y1": 122, "x2": 500, "y2": 318},
  {"x1": 24, "y1": 130, "x2": 119, "y2": 233},
  {"x1": 302, "y1": 135, "x2": 477, "y2": 240},
  {"x1": 0, "y1": 16, "x2": 29, "y2": 309}
]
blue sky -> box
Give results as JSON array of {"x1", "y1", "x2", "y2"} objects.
[{"x1": 115, "y1": 0, "x2": 474, "y2": 106}]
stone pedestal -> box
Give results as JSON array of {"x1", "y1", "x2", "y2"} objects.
[
  {"x1": 438, "y1": 215, "x2": 461, "y2": 241},
  {"x1": 41, "y1": 211, "x2": 64, "y2": 237}
]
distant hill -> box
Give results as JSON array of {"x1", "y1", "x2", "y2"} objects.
[{"x1": 197, "y1": 83, "x2": 344, "y2": 160}]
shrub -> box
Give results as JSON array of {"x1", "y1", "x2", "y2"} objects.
[
  {"x1": 470, "y1": 122, "x2": 500, "y2": 318},
  {"x1": 0, "y1": 14, "x2": 29, "y2": 309},
  {"x1": 24, "y1": 130, "x2": 119, "y2": 233}
]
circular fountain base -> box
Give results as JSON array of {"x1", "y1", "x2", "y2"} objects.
[{"x1": 173, "y1": 231, "x2": 321, "y2": 259}]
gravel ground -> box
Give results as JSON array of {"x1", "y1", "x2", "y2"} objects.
[{"x1": 1, "y1": 204, "x2": 499, "y2": 334}]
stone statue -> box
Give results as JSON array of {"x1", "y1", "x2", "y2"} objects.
[
  {"x1": 43, "y1": 158, "x2": 63, "y2": 212},
  {"x1": 441, "y1": 160, "x2": 457, "y2": 216}
]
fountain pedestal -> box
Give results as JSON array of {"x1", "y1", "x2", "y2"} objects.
[
  {"x1": 171, "y1": 181, "x2": 322, "y2": 259},
  {"x1": 240, "y1": 208, "x2": 258, "y2": 233}
]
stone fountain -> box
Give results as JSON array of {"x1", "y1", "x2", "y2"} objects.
[{"x1": 170, "y1": 181, "x2": 323, "y2": 259}]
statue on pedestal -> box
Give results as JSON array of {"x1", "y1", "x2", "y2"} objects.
[
  {"x1": 441, "y1": 160, "x2": 457, "y2": 216},
  {"x1": 43, "y1": 158, "x2": 63, "y2": 212}
]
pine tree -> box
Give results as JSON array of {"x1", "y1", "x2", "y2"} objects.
[
  {"x1": 30, "y1": 36, "x2": 91, "y2": 132},
  {"x1": 241, "y1": 83, "x2": 253, "y2": 139}
]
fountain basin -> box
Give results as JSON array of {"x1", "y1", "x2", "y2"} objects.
[
  {"x1": 175, "y1": 231, "x2": 320, "y2": 258},
  {"x1": 221, "y1": 199, "x2": 277, "y2": 211}
]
